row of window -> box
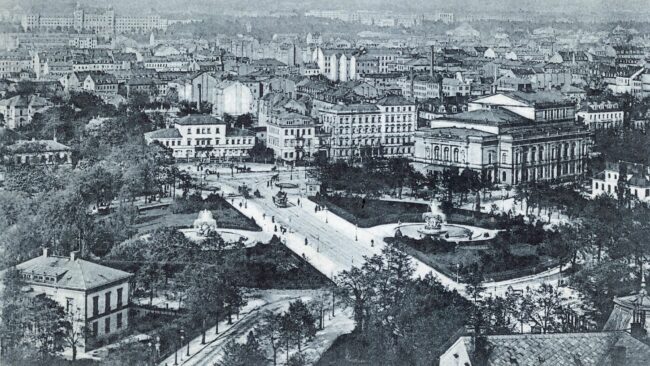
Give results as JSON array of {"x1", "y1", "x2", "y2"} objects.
[
  {"x1": 334, "y1": 136, "x2": 411, "y2": 146},
  {"x1": 334, "y1": 125, "x2": 413, "y2": 134},
  {"x1": 595, "y1": 182, "x2": 650, "y2": 198},
  {"x1": 92, "y1": 288, "x2": 124, "y2": 317},
  {"x1": 187, "y1": 127, "x2": 220, "y2": 135},
  {"x1": 91, "y1": 312, "x2": 123, "y2": 337}
]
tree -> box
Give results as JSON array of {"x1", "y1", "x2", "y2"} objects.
[
  {"x1": 257, "y1": 311, "x2": 284, "y2": 366},
  {"x1": 285, "y1": 299, "x2": 317, "y2": 353},
  {"x1": 137, "y1": 263, "x2": 166, "y2": 305},
  {"x1": 218, "y1": 331, "x2": 267, "y2": 366},
  {"x1": 184, "y1": 265, "x2": 225, "y2": 339},
  {"x1": 23, "y1": 294, "x2": 70, "y2": 360},
  {"x1": 62, "y1": 310, "x2": 87, "y2": 361},
  {"x1": 521, "y1": 284, "x2": 565, "y2": 334}
]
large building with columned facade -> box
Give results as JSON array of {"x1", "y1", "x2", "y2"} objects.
[{"x1": 413, "y1": 91, "x2": 593, "y2": 185}]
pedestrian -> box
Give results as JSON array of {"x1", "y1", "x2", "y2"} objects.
[
  {"x1": 305, "y1": 238, "x2": 308, "y2": 245},
  {"x1": 297, "y1": 198, "x2": 301, "y2": 206},
  {"x1": 274, "y1": 225, "x2": 277, "y2": 232}
]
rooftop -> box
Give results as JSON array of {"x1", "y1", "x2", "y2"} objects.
[
  {"x1": 6, "y1": 139, "x2": 70, "y2": 153},
  {"x1": 145, "y1": 128, "x2": 182, "y2": 139},
  {"x1": 449, "y1": 108, "x2": 529, "y2": 125},
  {"x1": 455, "y1": 332, "x2": 650, "y2": 366},
  {"x1": 7, "y1": 251, "x2": 132, "y2": 292},
  {"x1": 175, "y1": 114, "x2": 225, "y2": 126}
]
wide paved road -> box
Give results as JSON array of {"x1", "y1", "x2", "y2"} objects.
[{"x1": 189, "y1": 164, "x2": 575, "y2": 299}]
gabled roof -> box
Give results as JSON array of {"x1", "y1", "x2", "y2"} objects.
[{"x1": 10, "y1": 253, "x2": 132, "y2": 292}]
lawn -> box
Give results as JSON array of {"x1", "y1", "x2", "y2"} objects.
[
  {"x1": 386, "y1": 235, "x2": 560, "y2": 283},
  {"x1": 134, "y1": 206, "x2": 260, "y2": 234},
  {"x1": 310, "y1": 195, "x2": 429, "y2": 228}
]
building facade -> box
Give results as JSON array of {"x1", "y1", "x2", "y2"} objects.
[
  {"x1": 4, "y1": 249, "x2": 132, "y2": 350},
  {"x1": 319, "y1": 95, "x2": 417, "y2": 160},
  {"x1": 266, "y1": 112, "x2": 319, "y2": 162},
  {"x1": 413, "y1": 92, "x2": 593, "y2": 185},
  {"x1": 576, "y1": 101, "x2": 624, "y2": 130},
  {"x1": 144, "y1": 115, "x2": 255, "y2": 160}
]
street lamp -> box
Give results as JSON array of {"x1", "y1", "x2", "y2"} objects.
[
  {"x1": 355, "y1": 223, "x2": 358, "y2": 241},
  {"x1": 155, "y1": 336, "x2": 161, "y2": 364},
  {"x1": 180, "y1": 330, "x2": 185, "y2": 360},
  {"x1": 186, "y1": 333, "x2": 190, "y2": 357}
]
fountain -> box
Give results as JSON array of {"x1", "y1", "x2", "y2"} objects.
[
  {"x1": 193, "y1": 209, "x2": 217, "y2": 236},
  {"x1": 417, "y1": 200, "x2": 449, "y2": 237}
]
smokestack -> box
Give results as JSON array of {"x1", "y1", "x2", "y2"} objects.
[{"x1": 430, "y1": 44, "x2": 435, "y2": 77}]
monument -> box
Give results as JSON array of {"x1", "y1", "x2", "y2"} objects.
[
  {"x1": 417, "y1": 200, "x2": 448, "y2": 237},
  {"x1": 193, "y1": 209, "x2": 217, "y2": 236}
]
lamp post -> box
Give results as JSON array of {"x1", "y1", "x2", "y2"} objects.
[
  {"x1": 148, "y1": 341, "x2": 153, "y2": 366},
  {"x1": 155, "y1": 336, "x2": 161, "y2": 365},
  {"x1": 355, "y1": 223, "x2": 358, "y2": 241},
  {"x1": 186, "y1": 333, "x2": 190, "y2": 357},
  {"x1": 180, "y1": 330, "x2": 185, "y2": 361}
]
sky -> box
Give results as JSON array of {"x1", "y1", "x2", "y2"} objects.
[{"x1": 10, "y1": 0, "x2": 650, "y2": 18}]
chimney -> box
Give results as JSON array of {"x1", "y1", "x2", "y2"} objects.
[
  {"x1": 42, "y1": 247, "x2": 49, "y2": 257},
  {"x1": 70, "y1": 251, "x2": 78, "y2": 261},
  {"x1": 610, "y1": 346, "x2": 626, "y2": 365},
  {"x1": 430, "y1": 44, "x2": 435, "y2": 77}
]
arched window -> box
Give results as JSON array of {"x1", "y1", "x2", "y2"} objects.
[
  {"x1": 530, "y1": 147, "x2": 536, "y2": 162},
  {"x1": 434, "y1": 146, "x2": 440, "y2": 160},
  {"x1": 502, "y1": 171, "x2": 507, "y2": 182},
  {"x1": 538, "y1": 147, "x2": 544, "y2": 161},
  {"x1": 444, "y1": 147, "x2": 450, "y2": 161},
  {"x1": 453, "y1": 148, "x2": 459, "y2": 162}
]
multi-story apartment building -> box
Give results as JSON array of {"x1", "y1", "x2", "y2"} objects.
[
  {"x1": 576, "y1": 101, "x2": 624, "y2": 130},
  {"x1": 266, "y1": 112, "x2": 319, "y2": 162},
  {"x1": 144, "y1": 115, "x2": 255, "y2": 161},
  {"x1": 413, "y1": 91, "x2": 593, "y2": 185},
  {"x1": 22, "y1": 6, "x2": 167, "y2": 34},
  {"x1": 3, "y1": 249, "x2": 132, "y2": 350},
  {"x1": 319, "y1": 95, "x2": 417, "y2": 160},
  {"x1": 312, "y1": 47, "x2": 358, "y2": 82},
  {"x1": 0, "y1": 51, "x2": 32, "y2": 78},
  {"x1": 400, "y1": 74, "x2": 440, "y2": 100}
]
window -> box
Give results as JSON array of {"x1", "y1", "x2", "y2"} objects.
[
  {"x1": 66, "y1": 298, "x2": 74, "y2": 313},
  {"x1": 116, "y1": 313, "x2": 123, "y2": 329},
  {"x1": 93, "y1": 296, "x2": 99, "y2": 316},
  {"x1": 187, "y1": 128, "x2": 191, "y2": 134},
  {"x1": 92, "y1": 322, "x2": 98, "y2": 336},
  {"x1": 105, "y1": 317, "x2": 110, "y2": 334},
  {"x1": 117, "y1": 288, "x2": 123, "y2": 308}
]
